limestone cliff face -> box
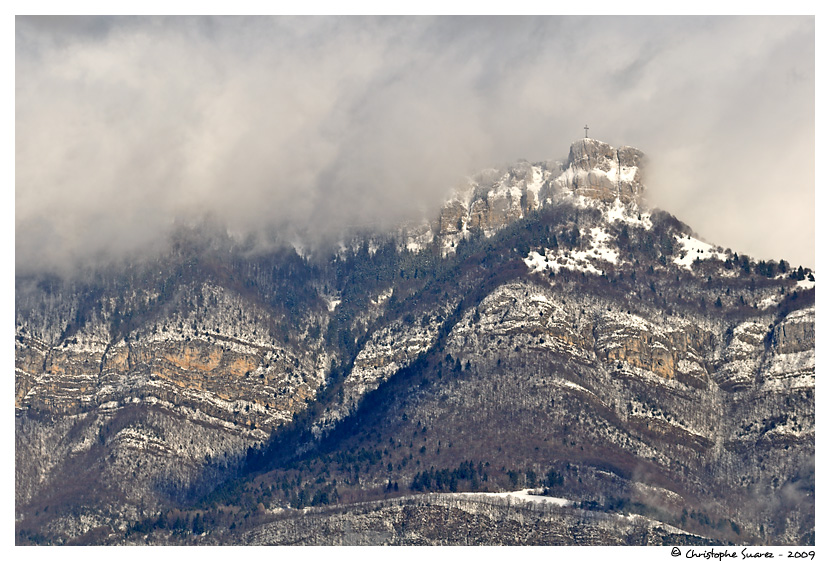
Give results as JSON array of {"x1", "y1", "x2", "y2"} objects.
[
  {"x1": 15, "y1": 283, "x2": 330, "y2": 431},
  {"x1": 770, "y1": 308, "x2": 814, "y2": 355},
  {"x1": 15, "y1": 333, "x2": 108, "y2": 415},
  {"x1": 439, "y1": 279, "x2": 807, "y2": 391},
  {"x1": 594, "y1": 313, "x2": 711, "y2": 381},
  {"x1": 556, "y1": 139, "x2": 646, "y2": 205},
  {"x1": 438, "y1": 200, "x2": 467, "y2": 235},
  {"x1": 436, "y1": 160, "x2": 555, "y2": 246}
]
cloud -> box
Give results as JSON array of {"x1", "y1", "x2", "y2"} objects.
[{"x1": 15, "y1": 16, "x2": 815, "y2": 275}]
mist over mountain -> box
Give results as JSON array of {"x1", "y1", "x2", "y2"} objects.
[
  {"x1": 15, "y1": 16, "x2": 815, "y2": 276},
  {"x1": 15, "y1": 138, "x2": 815, "y2": 545}
]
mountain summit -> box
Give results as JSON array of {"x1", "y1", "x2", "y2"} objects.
[
  {"x1": 432, "y1": 139, "x2": 645, "y2": 254},
  {"x1": 559, "y1": 138, "x2": 646, "y2": 205}
]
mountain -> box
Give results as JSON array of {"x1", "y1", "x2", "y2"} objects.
[{"x1": 15, "y1": 139, "x2": 814, "y2": 546}]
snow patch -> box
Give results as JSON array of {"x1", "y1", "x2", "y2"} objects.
[
  {"x1": 796, "y1": 277, "x2": 815, "y2": 290},
  {"x1": 603, "y1": 197, "x2": 652, "y2": 229},
  {"x1": 525, "y1": 249, "x2": 603, "y2": 276},
  {"x1": 456, "y1": 488, "x2": 572, "y2": 508},
  {"x1": 323, "y1": 297, "x2": 341, "y2": 312},
  {"x1": 526, "y1": 166, "x2": 545, "y2": 200},
  {"x1": 783, "y1": 307, "x2": 814, "y2": 324},
  {"x1": 763, "y1": 349, "x2": 815, "y2": 378},
  {"x1": 371, "y1": 287, "x2": 395, "y2": 306},
  {"x1": 619, "y1": 165, "x2": 638, "y2": 183},
  {"x1": 673, "y1": 235, "x2": 728, "y2": 270},
  {"x1": 587, "y1": 227, "x2": 619, "y2": 264},
  {"x1": 524, "y1": 226, "x2": 618, "y2": 277},
  {"x1": 758, "y1": 294, "x2": 782, "y2": 309}
]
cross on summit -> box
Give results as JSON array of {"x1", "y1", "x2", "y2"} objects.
[{"x1": 584, "y1": 125, "x2": 589, "y2": 138}]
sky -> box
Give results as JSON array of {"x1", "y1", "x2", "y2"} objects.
[{"x1": 14, "y1": 15, "x2": 816, "y2": 274}]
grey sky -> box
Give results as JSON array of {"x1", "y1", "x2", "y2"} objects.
[{"x1": 15, "y1": 15, "x2": 815, "y2": 274}]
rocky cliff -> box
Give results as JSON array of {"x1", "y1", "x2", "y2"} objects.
[{"x1": 432, "y1": 139, "x2": 645, "y2": 255}]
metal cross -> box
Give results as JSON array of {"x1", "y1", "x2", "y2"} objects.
[{"x1": 584, "y1": 125, "x2": 589, "y2": 138}]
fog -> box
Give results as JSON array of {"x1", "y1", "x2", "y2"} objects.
[{"x1": 15, "y1": 16, "x2": 815, "y2": 275}]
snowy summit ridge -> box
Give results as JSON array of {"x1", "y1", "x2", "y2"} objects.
[{"x1": 433, "y1": 138, "x2": 646, "y2": 253}]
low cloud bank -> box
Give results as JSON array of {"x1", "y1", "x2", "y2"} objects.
[{"x1": 15, "y1": 16, "x2": 814, "y2": 274}]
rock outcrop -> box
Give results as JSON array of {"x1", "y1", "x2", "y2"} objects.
[
  {"x1": 556, "y1": 139, "x2": 646, "y2": 205},
  {"x1": 435, "y1": 161, "x2": 555, "y2": 250}
]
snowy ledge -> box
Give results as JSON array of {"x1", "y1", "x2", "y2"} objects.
[
  {"x1": 673, "y1": 234, "x2": 728, "y2": 270},
  {"x1": 454, "y1": 488, "x2": 572, "y2": 507}
]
